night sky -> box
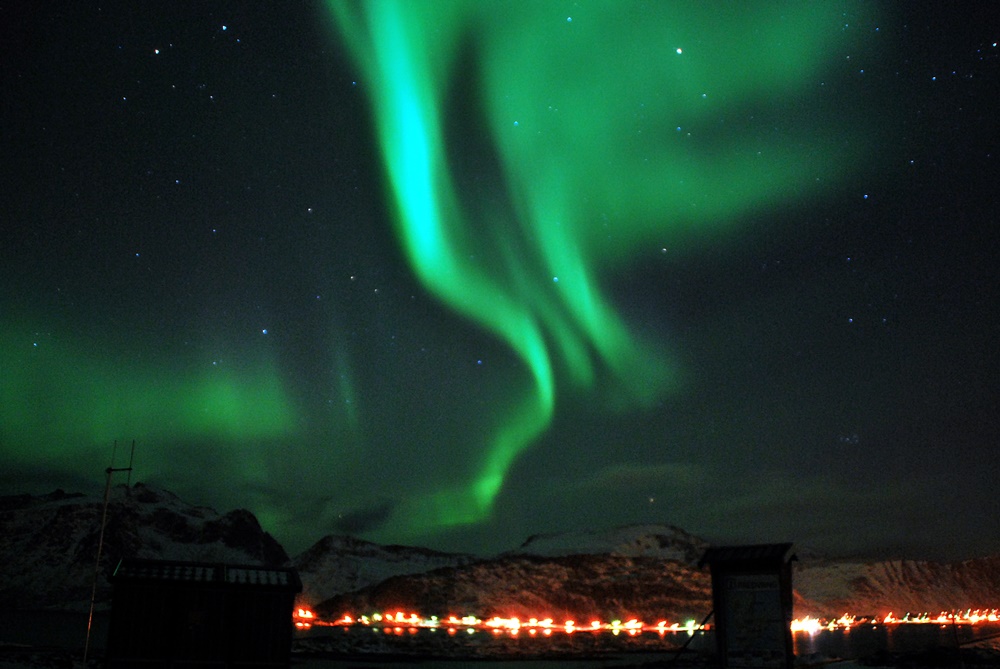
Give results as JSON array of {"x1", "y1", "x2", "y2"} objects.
[{"x1": 2, "y1": 2, "x2": 998, "y2": 561}]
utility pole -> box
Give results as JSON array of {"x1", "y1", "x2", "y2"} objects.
[{"x1": 83, "y1": 440, "x2": 135, "y2": 663}]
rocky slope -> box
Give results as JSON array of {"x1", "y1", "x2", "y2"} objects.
[
  {"x1": 303, "y1": 523, "x2": 1000, "y2": 623},
  {"x1": 794, "y1": 555, "x2": 1000, "y2": 618},
  {"x1": 312, "y1": 552, "x2": 713, "y2": 623},
  {"x1": 294, "y1": 534, "x2": 475, "y2": 607}
]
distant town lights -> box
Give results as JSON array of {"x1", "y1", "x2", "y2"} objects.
[{"x1": 299, "y1": 607, "x2": 1000, "y2": 634}]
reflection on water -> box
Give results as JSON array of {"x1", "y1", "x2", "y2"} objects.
[
  {"x1": 295, "y1": 624, "x2": 712, "y2": 659},
  {"x1": 794, "y1": 622, "x2": 1000, "y2": 659},
  {"x1": 3, "y1": 611, "x2": 997, "y2": 665},
  {"x1": 297, "y1": 623, "x2": 1000, "y2": 663}
]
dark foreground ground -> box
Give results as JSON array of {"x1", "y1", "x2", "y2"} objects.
[
  {"x1": 5, "y1": 643, "x2": 1000, "y2": 669},
  {"x1": 4, "y1": 623, "x2": 1000, "y2": 668}
]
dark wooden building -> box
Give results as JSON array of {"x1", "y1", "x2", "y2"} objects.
[
  {"x1": 699, "y1": 543, "x2": 796, "y2": 669},
  {"x1": 106, "y1": 558, "x2": 301, "y2": 669}
]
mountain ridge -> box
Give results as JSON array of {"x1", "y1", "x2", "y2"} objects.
[{"x1": 3, "y1": 484, "x2": 998, "y2": 621}]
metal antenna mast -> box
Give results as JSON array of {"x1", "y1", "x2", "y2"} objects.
[
  {"x1": 84, "y1": 440, "x2": 135, "y2": 663},
  {"x1": 126, "y1": 439, "x2": 135, "y2": 488}
]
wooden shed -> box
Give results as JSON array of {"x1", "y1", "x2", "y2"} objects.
[
  {"x1": 106, "y1": 558, "x2": 301, "y2": 669},
  {"x1": 699, "y1": 543, "x2": 796, "y2": 669}
]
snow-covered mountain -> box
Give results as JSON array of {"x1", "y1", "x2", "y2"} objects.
[
  {"x1": 510, "y1": 523, "x2": 710, "y2": 563},
  {"x1": 312, "y1": 552, "x2": 713, "y2": 624},
  {"x1": 293, "y1": 535, "x2": 475, "y2": 607},
  {"x1": 296, "y1": 523, "x2": 713, "y2": 619},
  {"x1": 304, "y1": 525, "x2": 1000, "y2": 623},
  {"x1": 0, "y1": 483, "x2": 287, "y2": 610}
]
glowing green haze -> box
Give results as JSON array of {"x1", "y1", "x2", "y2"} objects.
[
  {"x1": 0, "y1": 321, "x2": 297, "y2": 485},
  {"x1": 327, "y1": 1, "x2": 876, "y2": 539}
]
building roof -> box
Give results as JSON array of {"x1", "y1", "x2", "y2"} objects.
[
  {"x1": 698, "y1": 543, "x2": 795, "y2": 568},
  {"x1": 111, "y1": 558, "x2": 302, "y2": 591}
]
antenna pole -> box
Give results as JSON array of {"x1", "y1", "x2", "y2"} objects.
[
  {"x1": 84, "y1": 442, "x2": 135, "y2": 663},
  {"x1": 127, "y1": 440, "x2": 135, "y2": 488}
]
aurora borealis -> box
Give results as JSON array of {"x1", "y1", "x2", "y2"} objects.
[
  {"x1": 3, "y1": 2, "x2": 998, "y2": 560},
  {"x1": 323, "y1": 0, "x2": 881, "y2": 539}
]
